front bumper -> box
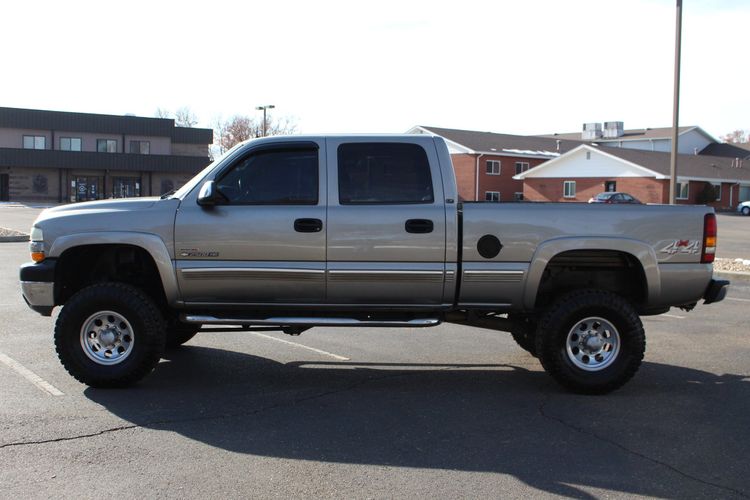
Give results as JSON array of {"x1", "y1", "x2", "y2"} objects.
[
  {"x1": 703, "y1": 279, "x2": 730, "y2": 305},
  {"x1": 19, "y1": 259, "x2": 56, "y2": 316}
]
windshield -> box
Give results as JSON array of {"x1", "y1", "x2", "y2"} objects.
[{"x1": 171, "y1": 142, "x2": 248, "y2": 199}]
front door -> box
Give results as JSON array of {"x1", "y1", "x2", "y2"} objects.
[
  {"x1": 74, "y1": 176, "x2": 101, "y2": 202},
  {"x1": 325, "y1": 139, "x2": 447, "y2": 305},
  {"x1": 174, "y1": 141, "x2": 327, "y2": 305}
]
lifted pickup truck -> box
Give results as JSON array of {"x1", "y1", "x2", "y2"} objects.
[{"x1": 20, "y1": 135, "x2": 729, "y2": 393}]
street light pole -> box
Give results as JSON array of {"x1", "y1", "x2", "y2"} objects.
[
  {"x1": 255, "y1": 105, "x2": 275, "y2": 137},
  {"x1": 669, "y1": 0, "x2": 682, "y2": 204}
]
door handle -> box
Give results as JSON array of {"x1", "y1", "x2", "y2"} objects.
[
  {"x1": 405, "y1": 219, "x2": 433, "y2": 234},
  {"x1": 294, "y1": 218, "x2": 323, "y2": 233}
]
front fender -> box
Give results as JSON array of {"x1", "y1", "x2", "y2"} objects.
[
  {"x1": 48, "y1": 232, "x2": 179, "y2": 306},
  {"x1": 522, "y1": 237, "x2": 660, "y2": 309}
]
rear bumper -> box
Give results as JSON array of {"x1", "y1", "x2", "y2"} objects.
[
  {"x1": 19, "y1": 259, "x2": 56, "y2": 316},
  {"x1": 703, "y1": 279, "x2": 730, "y2": 305}
]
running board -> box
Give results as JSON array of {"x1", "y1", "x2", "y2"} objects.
[{"x1": 181, "y1": 315, "x2": 441, "y2": 328}]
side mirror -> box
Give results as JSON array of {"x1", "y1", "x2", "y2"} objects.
[{"x1": 197, "y1": 181, "x2": 224, "y2": 207}]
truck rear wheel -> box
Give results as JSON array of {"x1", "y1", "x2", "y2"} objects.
[
  {"x1": 535, "y1": 289, "x2": 645, "y2": 394},
  {"x1": 54, "y1": 283, "x2": 165, "y2": 387}
]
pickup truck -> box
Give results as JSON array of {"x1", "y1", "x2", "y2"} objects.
[{"x1": 19, "y1": 135, "x2": 729, "y2": 393}]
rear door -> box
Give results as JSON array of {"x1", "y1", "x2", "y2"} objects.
[
  {"x1": 325, "y1": 138, "x2": 447, "y2": 305},
  {"x1": 174, "y1": 141, "x2": 326, "y2": 305}
]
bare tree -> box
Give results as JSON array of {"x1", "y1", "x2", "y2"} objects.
[
  {"x1": 263, "y1": 115, "x2": 297, "y2": 136},
  {"x1": 217, "y1": 115, "x2": 253, "y2": 153},
  {"x1": 214, "y1": 114, "x2": 298, "y2": 154},
  {"x1": 154, "y1": 107, "x2": 171, "y2": 119},
  {"x1": 175, "y1": 106, "x2": 199, "y2": 128},
  {"x1": 721, "y1": 129, "x2": 748, "y2": 143}
]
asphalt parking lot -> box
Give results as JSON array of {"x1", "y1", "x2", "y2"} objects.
[{"x1": 1, "y1": 207, "x2": 749, "y2": 498}]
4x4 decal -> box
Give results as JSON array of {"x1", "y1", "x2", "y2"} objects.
[{"x1": 659, "y1": 240, "x2": 700, "y2": 255}]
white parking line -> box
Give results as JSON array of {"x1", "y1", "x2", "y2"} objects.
[
  {"x1": 727, "y1": 297, "x2": 750, "y2": 303},
  {"x1": 660, "y1": 313, "x2": 685, "y2": 319},
  {"x1": 0, "y1": 351, "x2": 64, "y2": 396},
  {"x1": 250, "y1": 332, "x2": 350, "y2": 361}
]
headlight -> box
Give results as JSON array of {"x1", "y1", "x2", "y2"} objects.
[
  {"x1": 29, "y1": 227, "x2": 45, "y2": 262},
  {"x1": 30, "y1": 226, "x2": 43, "y2": 242}
]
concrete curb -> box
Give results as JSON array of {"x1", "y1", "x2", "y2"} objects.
[
  {"x1": 0, "y1": 227, "x2": 29, "y2": 243},
  {"x1": 0, "y1": 235, "x2": 29, "y2": 243},
  {"x1": 714, "y1": 270, "x2": 750, "y2": 283}
]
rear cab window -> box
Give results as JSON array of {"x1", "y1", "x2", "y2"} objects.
[{"x1": 337, "y1": 143, "x2": 434, "y2": 205}]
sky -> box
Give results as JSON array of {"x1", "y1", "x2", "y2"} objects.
[{"x1": 2, "y1": 0, "x2": 748, "y2": 140}]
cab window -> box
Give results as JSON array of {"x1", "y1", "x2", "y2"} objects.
[
  {"x1": 337, "y1": 143, "x2": 433, "y2": 205},
  {"x1": 216, "y1": 147, "x2": 318, "y2": 205}
]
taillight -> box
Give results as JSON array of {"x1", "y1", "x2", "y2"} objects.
[{"x1": 701, "y1": 213, "x2": 717, "y2": 264}]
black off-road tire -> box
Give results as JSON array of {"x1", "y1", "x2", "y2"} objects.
[
  {"x1": 54, "y1": 283, "x2": 166, "y2": 388},
  {"x1": 535, "y1": 289, "x2": 645, "y2": 394},
  {"x1": 165, "y1": 322, "x2": 200, "y2": 348},
  {"x1": 509, "y1": 315, "x2": 538, "y2": 357}
]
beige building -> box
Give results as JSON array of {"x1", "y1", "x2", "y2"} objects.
[{"x1": 0, "y1": 107, "x2": 213, "y2": 203}]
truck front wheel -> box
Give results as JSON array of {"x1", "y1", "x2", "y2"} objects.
[
  {"x1": 54, "y1": 283, "x2": 166, "y2": 387},
  {"x1": 535, "y1": 289, "x2": 645, "y2": 394}
]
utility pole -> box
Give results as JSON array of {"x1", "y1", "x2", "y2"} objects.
[
  {"x1": 669, "y1": 0, "x2": 682, "y2": 204},
  {"x1": 255, "y1": 105, "x2": 275, "y2": 137}
]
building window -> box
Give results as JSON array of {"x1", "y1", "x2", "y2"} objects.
[
  {"x1": 97, "y1": 139, "x2": 117, "y2": 153},
  {"x1": 514, "y1": 192, "x2": 524, "y2": 201},
  {"x1": 23, "y1": 135, "x2": 46, "y2": 150},
  {"x1": 486, "y1": 160, "x2": 501, "y2": 175},
  {"x1": 515, "y1": 162, "x2": 530, "y2": 175},
  {"x1": 712, "y1": 183, "x2": 721, "y2": 201},
  {"x1": 563, "y1": 181, "x2": 576, "y2": 198},
  {"x1": 676, "y1": 182, "x2": 689, "y2": 200},
  {"x1": 485, "y1": 191, "x2": 500, "y2": 202},
  {"x1": 129, "y1": 141, "x2": 150, "y2": 154},
  {"x1": 60, "y1": 137, "x2": 81, "y2": 151}
]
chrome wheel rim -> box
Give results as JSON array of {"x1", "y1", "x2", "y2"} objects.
[
  {"x1": 80, "y1": 311, "x2": 134, "y2": 365},
  {"x1": 565, "y1": 316, "x2": 620, "y2": 371}
]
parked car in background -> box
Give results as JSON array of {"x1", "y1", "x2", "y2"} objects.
[
  {"x1": 588, "y1": 192, "x2": 642, "y2": 204},
  {"x1": 738, "y1": 200, "x2": 750, "y2": 216}
]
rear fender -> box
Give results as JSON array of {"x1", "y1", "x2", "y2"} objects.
[{"x1": 522, "y1": 237, "x2": 660, "y2": 309}]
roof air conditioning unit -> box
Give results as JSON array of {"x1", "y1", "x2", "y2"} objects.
[
  {"x1": 582, "y1": 122, "x2": 602, "y2": 140},
  {"x1": 603, "y1": 121, "x2": 624, "y2": 139}
]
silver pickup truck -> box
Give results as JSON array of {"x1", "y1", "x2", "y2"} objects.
[{"x1": 20, "y1": 135, "x2": 729, "y2": 393}]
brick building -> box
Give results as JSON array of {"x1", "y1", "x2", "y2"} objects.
[
  {"x1": 408, "y1": 126, "x2": 582, "y2": 201},
  {"x1": 0, "y1": 107, "x2": 213, "y2": 203},
  {"x1": 515, "y1": 144, "x2": 750, "y2": 208},
  {"x1": 413, "y1": 122, "x2": 750, "y2": 207}
]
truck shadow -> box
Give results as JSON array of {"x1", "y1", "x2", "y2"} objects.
[{"x1": 85, "y1": 346, "x2": 749, "y2": 499}]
